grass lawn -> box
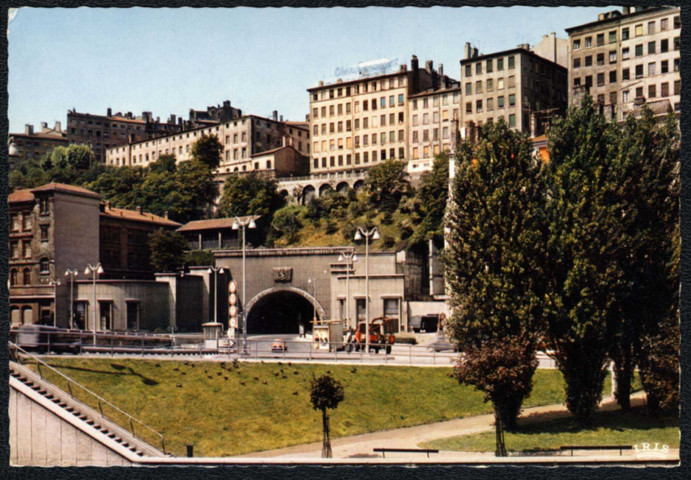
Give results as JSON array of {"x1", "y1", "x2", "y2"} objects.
[
  {"x1": 421, "y1": 407, "x2": 680, "y2": 453},
  {"x1": 27, "y1": 358, "x2": 568, "y2": 457}
]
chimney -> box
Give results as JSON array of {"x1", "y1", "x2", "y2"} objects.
[
  {"x1": 25, "y1": 124, "x2": 33, "y2": 135},
  {"x1": 438, "y1": 64, "x2": 444, "y2": 77},
  {"x1": 425, "y1": 60, "x2": 433, "y2": 73},
  {"x1": 273, "y1": 110, "x2": 278, "y2": 121},
  {"x1": 411, "y1": 55, "x2": 419, "y2": 72},
  {"x1": 41, "y1": 122, "x2": 48, "y2": 130},
  {"x1": 622, "y1": 6, "x2": 630, "y2": 15},
  {"x1": 55, "y1": 121, "x2": 61, "y2": 132},
  {"x1": 598, "y1": 13, "x2": 606, "y2": 21},
  {"x1": 107, "y1": 107, "x2": 112, "y2": 117},
  {"x1": 464, "y1": 42, "x2": 471, "y2": 59},
  {"x1": 127, "y1": 111, "x2": 133, "y2": 119},
  {"x1": 136, "y1": 206, "x2": 142, "y2": 214},
  {"x1": 472, "y1": 47, "x2": 479, "y2": 58},
  {"x1": 280, "y1": 115, "x2": 283, "y2": 122},
  {"x1": 223, "y1": 100, "x2": 230, "y2": 108},
  {"x1": 164, "y1": 211, "x2": 169, "y2": 219},
  {"x1": 411, "y1": 55, "x2": 420, "y2": 93}
]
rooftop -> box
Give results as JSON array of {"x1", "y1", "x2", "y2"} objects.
[
  {"x1": 31, "y1": 182, "x2": 102, "y2": 199},
  {"x1": 102, "y1": 205, "x2": 181, "y2": 227},
  {"x1": 177, "y1": 218, "x2": 238, "y2": 232}
]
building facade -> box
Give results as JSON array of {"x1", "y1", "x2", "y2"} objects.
[
  {"x1": 8, "y1": 183, "x2": 180, "y2": 329},
  {"x1": 8, "y1": 123, "x2": 68, "y2": 163},
  {"x1": 566, "y1": 6, "x2": 681, "y2": 121},
  {"x1": 460, "y1": 43, "x2": 568, "y2": 136},
  {"x1": 105, "y1": 114, "x2": 309, "y2": 178},
  {"x1": 307, "y1": 56, "x2": 457, "y2": 175}
]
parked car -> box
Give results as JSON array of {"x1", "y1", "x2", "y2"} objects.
[
  {"x1": 12, "y1": 325, "x2": 81, "y2": 354},
  {"x1": 271, "y1": 338, "x2": 287, "y2": 353}
]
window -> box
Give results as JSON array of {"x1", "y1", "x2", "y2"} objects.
[
  {"x1": 635, "y1": 24, "x2": 643, "y2": 37},
  {"x1": 622, "y1": 47, "x2": 630, "y2": 60},
  {"x1": 508, "y1": 114, "x2": 516, "y2": 128},
  {"x1": 648, "y1": 85, "x2": 656, "y2": 98},
  {"x1": 636, "y1": 87, "x2": 644, "y2": 98},
  {"x1": 486, "y1": 59, "x2": 493, "y2": 73},
  {"x1": 22, "y1": 242, "x2": 31, "y2": 258},
  {"x1": 623, "y1": 68, "x2": 630, "y2": 80},
  {"x1": 508, "y1": 94, "x2": 515, "y2": 106},
  {"x1": 622, "y1": 27, "x2": 629, "y2": 40},
  {"x1": 585, "y1": 75, "x2": 592, "y2": 88},
  {"x1": 661, "y1": 60, "x2": 669, "y2": 74},
  {"x1": 487, "y1": 78, "x2": 494, "y2": 91},
  {"x1": 39, "y1": 258, "x2": 50, "y2": 274},
  {"x1": 11, "y1": 242, "x2": 18, "y2": 259},
  {"x1": 660, "y1": 82, "x2": 669, "y2": 97},
  {"x1": 648, "y1": 21, "x2": 655, "y2": 35},
  {"x1": 674, "y1": 80, "x2": 680, "y2": 95},
  {"x1": 39, "y1": 197, "x2": 49, "y2": 215},
  {"x1": 573, "y1": 58, "x2": 581, "y2": 69},
  {"x1": 635, "y1": 44, "x2": 643, "y2": 56},
  {"x1": 648, "y1": 41, "x2": 656, "y2": 55},
  {"x1": 497, "y1": 78, "x2": 505, "y2": 90},
  {"x1": 487, "y1": 98, "x2": 494, "y2": 111},
  {"x1": 476, "y1": 80, "x2": 483, "y2": 94},
  {"x1": 661, "y1": 39, "x2": 669, "y2": 52},
  {"x1": 635, "y1": 65, "x2": 643, "y2": 79},
  {"x1": 11, "y1": 214, "x2": 20, "y2": 231},
  {"x1": 497, "y1": 96, "x2": 505, "y2": 108},
  {"x1": 476, "y1": 100, "x2": 483, "y2": 112},
  {"x1": 674, "y1": 37, "x2": 680, "y2": 51},
  {"x1": 508, "y1": 75, "x2": 515, "y2": 88},
  {"x1": 497, "y1": 58, "x2": 504, "y2": 70},
  {"x1": 609, "y1": 91, "x2": 617, "y2": 104},
  {"x1": 40, "y1": 225, "x2": 48, "y2": 243},
  {"x1": 609, "y1": 51, "x2": 617, "y2": 63},
  {"x1": 573, "y1": 39, "x2": 581, "y2": 50},
  {"x1": 465, "y1": 82, "x2": 472, "y2": 95},
  {"x1": 398, "y1": 94, "x2": 404, "y2": 105},
  {"x1": 389, "y1": 95, "x2": 395, "y2": 107},
  {"x1": 609, "y1": 71, "x2": 617, "y2": 83},
  {"x1": 597, "y1": 33, "x2": 604, "y2": 46},
  {"x1": 585, "y1": 36, "x2": 592, "y2": 48},
  {"x1": 465, "y1": 64, "x2": 471, "y2": 77},
  {"x1": 674, "y1": 16, "x2": 680, "y2": 29},
  {"x1": 597, "y1": 94, "x2": 605, "y2": 105},
  {"x1": 10, "y1": 269, "x2": 18, "y2": 287},
  {"x1": 648, "y1": 62, "x2": 656, "y2": 76},
  {"x1": 674, "y1": 58, "x2": 680, "y2": 72},
  {"x1": 574, "y1": 77, "x2": 581, "y2": 86},
  {"x1": 508, "y1": 56, "x2": 515, "y2": 68},
  {"x1": 609, "y1": 30, "x2": 617, "y2": 43},
  {"x1": 465, "y1": 102, "x2": 472, "y2": 114},
  {"x1": 23, "y1": 269, "x2": 31, "y2": 286},
  {"x1": 476, "y1": 63, "x2": 482, "y2": 75},
  {"x1": 622, "y1": 90, "x2": 630, "y2": 102},
  {"x1": 585, "y1": 55, "x2": 593, "y2": 67},
  {"x1": 597, "y1": 53, "x2": 604, "y2": 66},
  {"x1": 661, "y1": 18, "x2": 669, "y2": 31},
  {"x1": 380, "y1": 97, "x2": 386, "y2": 108},
  {"x1": 597, "y1": 73, "x2": 605, "y2": 86}
]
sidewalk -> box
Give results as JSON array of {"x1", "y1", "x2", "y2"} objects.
[{"x1": 246, "y1": 392, "x2": 648, "y2": 459}]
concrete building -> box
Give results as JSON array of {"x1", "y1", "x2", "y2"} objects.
[
  {"x1": 188, "y1": 99, "x2": 243, "y2": 127},
  {"x1": 8, "y1": 123, "x2": 68, "y2": 163},
  {"x1": 460, "y1": 43, "x2": 568, "y2": 137},
  {"x1": 566, "y1": 6, "x2": 681, "y2": 121},
  {"x1": 8, "y1": 183, "x2": 180, "y2": 329},
  {"x1": 105, "y1": 114, "x2": 310, "y2": 180},
  {"x1": 66, "y1": 108, "x2": 183, "y2": 164},
  {"x1": 532, "y1": 32, "x2": 570, "y2": 68},
  {"x1": 308, "y1": 56, "x2": 457, "y2": 175}
]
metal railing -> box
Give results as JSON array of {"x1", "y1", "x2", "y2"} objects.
[{"x1": 9, "y1": 341, "x2": 167, "y2": 454}]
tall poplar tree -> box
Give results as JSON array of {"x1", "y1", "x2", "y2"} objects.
[{"x1": 444, "y1": 120, "x2": 547, "y2": 455}]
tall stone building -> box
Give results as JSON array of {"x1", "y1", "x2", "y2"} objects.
[
  {"x1": 460, "y1": 43, "x2": 568, "y2": 137},
  {"x1": 67, "y1": 108, "x2": 183, "y2": 164},
  {"x1": 566, "y1": 6, "x2": 681, "y2": 121},
  {"x1": 307, "y1": 56, "x2": 457, "y2": 175},
  {"x1": 105, "y1": 113, "x2": 309, "y2": 179},
  {"x1": 8, "y1": 123, "x2": 68, "y2": 164}
]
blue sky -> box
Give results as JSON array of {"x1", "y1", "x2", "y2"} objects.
[{"x1": 8, "y1": 6, "x2": 608, "y2": 132}]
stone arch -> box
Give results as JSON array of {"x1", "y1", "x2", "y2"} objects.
[
  {"x1": 353, "y1": 179, "x2": 365, "y2": 191},
  {"x1": 302, "y1": 185, "x2": 316, "y2": 205},
  {"x1": 336, "y1": 182, "x2": 350, "y2": 194},
  {"x1": 278, "y1": 189, "x2": 289, "y2": 201},
  {"x1": 246, "y1": 286, "x2": 326, "y2": 319},
  {"x1": 319, "y1": 183, "x2": 333, "y2": 196}
]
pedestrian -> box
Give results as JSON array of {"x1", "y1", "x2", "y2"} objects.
[{"x1": 299, "y1": 323, "x2": 305, "y2": 338}]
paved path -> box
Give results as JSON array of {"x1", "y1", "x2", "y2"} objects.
[{"x1": 246, "y1": 392, "x2": 648, "y2": 459}]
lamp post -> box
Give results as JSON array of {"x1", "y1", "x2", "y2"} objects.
[
  {"x1": 307, "y1": 278, "x2": 317, "y2": 324},
  {"x1": 84, "y1": 263, "x2": 104, "y2": 344},
  {"x1": 208, "y1": 266, "x2": 225, "y2": 325},
  {"x1": 354, "y1": 227, "x2": 379, "y2": 353},
  {"x1": 338, "y1": 250, "x2": 358, "y2": 329},
  {"x1": 64, "y1": 269, "x2": 79, "y2": 329},
  {"x1": 48, "y1": 278, "x2": 61, "y2": 327},
  {"x1": 232, "y1": 215, "x2": 258, "y2": 355}
]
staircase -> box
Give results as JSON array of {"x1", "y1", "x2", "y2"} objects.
[{"x1": 10, "y1": 360, "x2": 165, "y2": 459}]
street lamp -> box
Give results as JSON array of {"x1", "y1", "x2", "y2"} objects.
[
  {"x1": 84, "y1": 263, "x2": 104, "y2": 343},
  {"x1": 338, "y1": 250, "x2": 358, "y2": 329},
  {"x1": 232, "y1": 215, "x2": 258, "y2": 355},
  {"x1": 208, "y1": 266, "x2": 225, "y2": 325},
  {"x1": 354, "y1": 227, "x2": 379, "y2": 353},
  {"x1": 48, "y1": 278, "x2": 61, "y2": 327},
  {"x1": 307, "y1": 278, "x2": 317, "y2": 324},
  {"x1": 64, "y1": 268, "x2": 79, "y2": 329}
]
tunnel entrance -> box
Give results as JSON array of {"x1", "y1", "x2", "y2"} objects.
[{"x1": 246, "y1": 289, "x2": 320, "y2": 335}]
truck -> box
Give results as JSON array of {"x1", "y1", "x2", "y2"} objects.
[{"x1": 346, "y1": 316, "x2": 396, "y2": 354}]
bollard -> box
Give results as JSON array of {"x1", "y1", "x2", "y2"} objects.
[{"x1": 186, "y1": 444, "x2": 194, "y2": 457}]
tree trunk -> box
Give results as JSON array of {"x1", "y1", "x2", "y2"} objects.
[
  {"x1": 321, "y1": 408, "x2": 332, "y2": 458},
  {"x1": 494, "y1": 407, "x2": 507, "y2": 457},
  {"x1": 614, "y1": 351, "x2": 632, "y2": 411}
]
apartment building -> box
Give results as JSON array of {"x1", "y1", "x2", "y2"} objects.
[
  {"x1": 567, "y1": 6, "x2": 681, "y2": 121},
  {"x1": 67, "y1": 108, "x2": 183, "y2": 164},
  {"x1": 8, "y1": 123, "x2": 68, "y2": 163},
  {"x1": 407, "y1": 75, "x2": 461, "y2": 174},
  {"x1": 460, "y1": 43, "x2": 568, "y2": 137},
  {"x1": 106, "y1": 113, "x2": 309, "y2": 178},
  {"x1": 308, "y1": 56, "x2": 454, "y2": 174}
]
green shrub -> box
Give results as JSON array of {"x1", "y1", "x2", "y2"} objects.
[{"x1": 395, "y1": 335, "x2": 417, "y2": 345}]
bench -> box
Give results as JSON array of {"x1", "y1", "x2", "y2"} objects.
[
  {"x1": 560, "y1": 445, "x2": 633, "y2": 456},
  {"x1": 373, "y1": 448, "x2": 439, "y2": 458}
]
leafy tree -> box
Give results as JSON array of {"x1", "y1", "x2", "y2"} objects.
[
  {"x1": 217, "y1": 172, "x2": 280, "y2": 218},
  {"x1": 364, "y1": 159, "x2": 411, "y2": 213},
  {"x1": 190, "y1": 133, "x2": 223, "y2": 170},
  {"x1": 444, "y1": 120, "x2": 547, "y2": 452},
  {"x1": 149, "y1": 229, "x2": 188, "y2": 273},
  {"x1": 271, "y1": 204, "x2": 304, "y2": 243},
  {"x1": 409, "y1": 153, "x2": 450, "y2": 245},
  {"x1": 309, "y1": 373, "x2": 345, "y2": 458},
  {"x1": 184, "y1": 250, "x2": 216, "y2": 268},
  {"x1": 542, "y1": 96, "x2": 624, "y2": 424}
]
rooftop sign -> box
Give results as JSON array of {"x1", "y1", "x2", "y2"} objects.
[{"x1": 331, "y1": 58, "x2": 401, "y2": 83}]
